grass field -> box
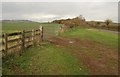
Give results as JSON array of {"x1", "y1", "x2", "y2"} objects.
[
  {"x1": 2, "y1": 23, "x2": 118, "y2": 75},
  {"x1": 61, "y1": 27, "x2": 118, "y2": 48},
  {"x1": 2, "y1": 22, "x2": 62, "y2": 34}
]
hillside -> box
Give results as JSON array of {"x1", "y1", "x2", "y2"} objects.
[
  {"x1": 1, "y1": 20, "x2": 35, "y2": 23},
  {"x1": 52, "y1": 16, "x2": 119, "y2": 31}
]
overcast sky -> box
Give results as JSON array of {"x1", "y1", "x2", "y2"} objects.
[{"x1": 1, "y1": 1, "x2": 118, "y2": 22}]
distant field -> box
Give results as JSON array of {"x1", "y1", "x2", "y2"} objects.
[
  {"x1": 1, "y1": 22, "x2": 38, "y2": 33},
  {"x1": 2, "y1": 22, "x2": 62, "y2": 34}
]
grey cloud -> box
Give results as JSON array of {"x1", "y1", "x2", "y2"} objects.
[
  {"x1": 2, "y1": 2, "x2": 118, "y2": 22},
  {"x1": 2, "y1": 0, "x2": 119, "y2": 2}
]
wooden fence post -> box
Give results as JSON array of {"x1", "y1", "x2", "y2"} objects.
[
  {"x1": 21, "y1": 30, "x2": 25, "y2": 51},
  {"x1": 32, "y1": 29, "x2": 35, "y2": 46},
  {"x1": 4, "y1": 33, "x2": 8, "y2": 55},
  {"x1": 40, "y1": 26, "x2": 43, "y2": 41},
  {"x1": 39, "y1": 27, "x2": 41, "y2": 43}
]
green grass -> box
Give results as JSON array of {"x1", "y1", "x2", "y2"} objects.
[
  {"x1": 2, "y1": 22, "x2": 62, "y2": 33},
  {"x1": 2, "y1": 23, "x2": 118, "y2": 75},
  {"x1": 2, "y1": 22, "x2": 39, "y2": 33},
  {"x1": 61, "y1": 27, "x2": 118, "y2": 48},
  {"x1": 3, "y1": 42, "x2": 88, "y2": 75}
]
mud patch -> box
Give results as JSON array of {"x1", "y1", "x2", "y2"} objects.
[{"x1": 48, "y1": 36, "x2": 118, "y2": 75}]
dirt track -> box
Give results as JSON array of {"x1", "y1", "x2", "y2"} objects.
[
  {"x1": 97, "y1": 29, "x2": 119, "y2": 34},
  {"x1": 48, "y1": 37, "x2": 118, "y2": 75}
]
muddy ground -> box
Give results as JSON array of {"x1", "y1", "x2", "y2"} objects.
[{"x1": 48, "y1": 36, "x2": 118, "y2": 75}]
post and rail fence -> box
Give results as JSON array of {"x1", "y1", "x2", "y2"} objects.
[{"x1": 0, "y1": 26, "x2": 43, "y2": 57}]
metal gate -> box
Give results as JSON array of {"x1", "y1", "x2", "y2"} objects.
[{"x1": 42, "y1": 24, "x2": 63, "y2": 40}]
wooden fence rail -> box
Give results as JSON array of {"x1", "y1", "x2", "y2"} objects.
[{"x1": 0, "y1": 26, "x2": 43, "y2": 57}]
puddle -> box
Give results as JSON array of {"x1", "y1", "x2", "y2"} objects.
[{"x1": 69, "y1": 41, "x2": 75, "y2": 44}]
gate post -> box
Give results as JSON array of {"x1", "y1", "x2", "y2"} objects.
[
  {"x1": 40, "y1": 26, "x2": 43, "y2": 41},
  {"x1": 32, "y1": 29, "x2": 35, "y2": 46},
  {"x1": 21, "y1": 30, "x2": 25, "y2": 51}
]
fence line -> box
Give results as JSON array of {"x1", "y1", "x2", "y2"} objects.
[{"x1": 0, "y1": 26, "x2": 43, "y2": 57}]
